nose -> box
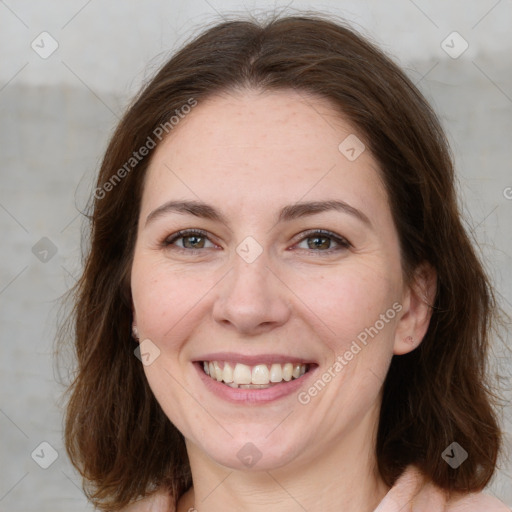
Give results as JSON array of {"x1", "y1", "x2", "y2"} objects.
[{"x1": 212, "y1": 250, "x2": 291, "y2": 335}]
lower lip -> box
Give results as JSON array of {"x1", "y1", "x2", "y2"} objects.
[{"x1": 194, "y1": 363, "x2": 317, "y2": 404}]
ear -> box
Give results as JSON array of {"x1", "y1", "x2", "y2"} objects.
[
  {"x1": 394, "y1": 262, "x2": 437, "y2": 355},
  {"x1": 131, "y1": 299, "x2": 139, "y2": 341}
]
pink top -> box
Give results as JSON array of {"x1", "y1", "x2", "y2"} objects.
[
  {"x1": 375, "y1": 466, "x2": 510, "y2": 511},
  {"x1": 122, "y1": 465, "x2": 511, "y2": 511}
]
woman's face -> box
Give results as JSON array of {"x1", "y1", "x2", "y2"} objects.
[{"x1": 131, "y1": 89, "x2": 416, "y2": 471}]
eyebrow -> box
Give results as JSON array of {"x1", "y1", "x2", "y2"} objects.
[{"x1": 145, "y1": 199, "x2": 371, "y2": 228}]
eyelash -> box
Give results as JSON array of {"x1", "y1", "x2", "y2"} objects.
[{"x1": 161, "y1": 229, "x2": 352, "y2": 255}]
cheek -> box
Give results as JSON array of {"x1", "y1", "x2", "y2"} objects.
[
  {"x1": 131, "y1": 257, "x2": 214, "y2": 345},
  {"x1": 289, "y1": 262, "x2": 400, "y2": 348},
  {"x1": 301, "y1": 268, "x2": 400, "y2": 400}
]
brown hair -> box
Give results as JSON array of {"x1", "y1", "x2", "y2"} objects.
[{"x1": 60, "y1": 13, "x2": 503, "y2": 510}]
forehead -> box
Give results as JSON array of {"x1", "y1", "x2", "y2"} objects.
[{"x1": 141, "y1": 89, "x2": 389, "y2": 224}]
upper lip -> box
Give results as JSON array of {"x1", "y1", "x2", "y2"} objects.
[{"x1": 194, "y1": 352, "x2": 316, "y2": 366}]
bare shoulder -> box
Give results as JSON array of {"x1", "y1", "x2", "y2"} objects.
[
  {"x1": 448, "y1": 491, "x2": 511, "y2": 511},
  {"x1": 119, "y1": 489, "x2": 175, "y2": 512}
]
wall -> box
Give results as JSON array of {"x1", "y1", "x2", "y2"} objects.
[{"x1": 1, "y1": 1, "x2": 511, "y2": 509}]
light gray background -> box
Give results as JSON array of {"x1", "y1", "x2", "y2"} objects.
[{"x1": 1, "y1": 1, "x2": 511, "y2": 510}]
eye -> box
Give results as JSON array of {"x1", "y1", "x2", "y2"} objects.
[
  {"x1": 161, "y1": 229, "x2": 351, "y2": 255},
  {"x1": 162, "y1": 229, "x2": 217, "y2": 251},
  {"x1": 294, "y1": 230, "x2": 351, "y2": 253}
]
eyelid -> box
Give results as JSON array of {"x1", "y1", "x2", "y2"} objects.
[
  {"x1": 162, "y1": 228, "x2": 218, "y2": 250},
  {"x1": 292, "y1": 229, "x2": 352, "y2": 251}
]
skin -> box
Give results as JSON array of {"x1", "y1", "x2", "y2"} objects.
[{"x1": 130, "y1": 88, "x2": 436, "y2": 512}]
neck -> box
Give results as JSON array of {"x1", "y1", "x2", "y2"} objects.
[{"x1": 181, "y1": 406, "x2": 389, "y2": 512}]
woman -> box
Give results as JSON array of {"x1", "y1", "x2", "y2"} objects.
[{"x1": 62, "y1": 13, "x2": 510, "y2": 512}]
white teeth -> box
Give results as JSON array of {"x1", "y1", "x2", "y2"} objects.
[
  {"x1": 269, "y1": 363, "x2": 282, "y2": 382},
  {"x1": 213, "y1": 361, "x2": 223, "y2": 381},
  {"x1": 233, "y1": 363, "x2": 252, "y2": 385},
  {"x1": 252, "y1": 364, "x2": 270, "y2": 385},
  {"x1": 282, "y1": 363, "x2": 293, "y2": 381},
  {"x1": 239, "y1": 384, "x2": 272, "y2": 389},
  {"x1": 223, "y1": 362, "x2": 234, "y2": 383},
  {"x1": 203, "y1": 360, "x2": 309, "y2": 386}
]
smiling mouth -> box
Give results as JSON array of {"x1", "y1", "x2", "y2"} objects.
[{"x1": 202, "y1": 361, "x2": 312, "y2": 389}]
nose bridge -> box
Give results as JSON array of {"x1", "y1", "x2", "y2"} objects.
[
  {"x1": 227, "y1": 245, "x2": 275, "y2": 305},
  {"x1": 212, "y1": 245, "x2": 290, "y2": 332},
  {"x1": 232, "y1": 247, "x2": 270, "y2": 294}
]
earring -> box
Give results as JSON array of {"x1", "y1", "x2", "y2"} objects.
[
  {"x1": 132, "y1": 325, "x2": 139, "y2": 341},
  {"x1": 404, "y1": 335, "x2": 414, "y2": 344}
]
